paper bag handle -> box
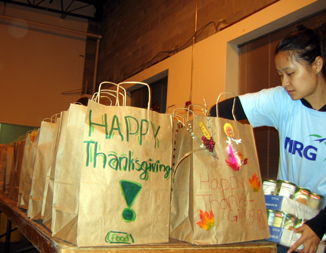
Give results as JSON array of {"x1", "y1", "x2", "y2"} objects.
[
  {"x1": 42, "y1": 118, "x2": 52, "y2": 123},
  {"x1": 172, "y1": 108, "x2": 188, "y2": 125},
  {"x1": 51, "y1": 113, "x2": 61, "y2": 123},
  {"x1": 216, "y1": 92, "x2": 237, "y2": 121},
  {"x1": 25, "y1": 129, "x2": 36, "y2": 135},
  {"x1": 117, "y1": 81, "x2": 151, "y2": 110},
  {"x1": 98, "y1": 93, "x2": 113, "y2": 105},
  {"x1": 97, "y1": 81, "x2": 127, "y2": 106},
  {"x1": 91, "y1": 91, "x2": 117, "y2": 106},
  {"x1": 13, "y1": 134, "x2": 27, "y2": 143},
  {"x1": 24, "y1": 130, "x2": 37, "y2": 143},
  {"x1": 172, "y1": 148, "x2": 207, "y2": 186},
  {"x1": 186, "y1": 104, "x2": 209, "y2": 120}
]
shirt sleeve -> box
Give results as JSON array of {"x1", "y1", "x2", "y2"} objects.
[
  {"x1": 239, "y1": 86, "x2": 288, "y2": 128},
  {"x1": 305, "y1": 207, "x2": 326, "y2": 239},
  {"x1": 209, "y1": 97, "x2": 247, "y2": 120}
]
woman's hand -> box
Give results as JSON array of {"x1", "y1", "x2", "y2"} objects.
[{"x1": 287, "y1": 224, "x2": 321, "y2": 253}]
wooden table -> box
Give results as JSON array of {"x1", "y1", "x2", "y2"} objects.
[{"x1": 0, "y1": 194, "x2": 277, "y2": 253}]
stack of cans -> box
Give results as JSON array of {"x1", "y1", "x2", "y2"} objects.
[
  {"x1": 263, "y1": 179, "x2": 325, "y2": 230},
  {"x1": 267, "y1": 209, "x2": 306, "y2": 229},
  {"x1": 263, "y1": 179, "x2": 324, "y2": 209}
]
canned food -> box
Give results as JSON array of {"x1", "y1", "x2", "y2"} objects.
[
  {"x1": 294, "y1": 187, "x2": 311, "y2": 205},
  {"x1": 273, "y1": 211, "x2": 287, "y2": 228},
  {"x1": 294, "y1": 217, "x2": 307, "y2": 228},
  {"x1": 308, "y1": 192, "x2": 324, "y2": 210},
  {"x1": 267, "y1": 209, "x2": 276, "y2": 226},
  {"x1": 283, "y1": 214, "x2": 296, "y2": 230},
  {"x1": 263, "y1": 179, "x2": 277, "y2": 195},
  {"x1": 276, "y1": 180, "x2": 296, "y2": 198}
]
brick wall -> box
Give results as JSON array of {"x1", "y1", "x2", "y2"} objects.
[{"x1": 84, "y1": 0, "x2": 278, "y2": 90}]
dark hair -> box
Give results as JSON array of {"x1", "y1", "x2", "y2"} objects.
[
  {"x1": 275, "y1": 22, "x2": 326, "y2": 77},
  {"x1": 76, "y1": 96, "x2": 89, "y2": 106}
]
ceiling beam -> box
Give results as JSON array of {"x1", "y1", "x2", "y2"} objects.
[{"x1": 0, "y1": 0, "x2": 98, "y2": 20}]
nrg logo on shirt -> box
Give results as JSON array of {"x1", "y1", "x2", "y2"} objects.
[{"x1": 284, "y1": 136, "x2": 319, "y2": 161}]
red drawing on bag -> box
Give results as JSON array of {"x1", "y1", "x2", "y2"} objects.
[
  {"x1": 197, "y1": 209, "x2": 215, "y2": 230},
  {"x1": 199, "y1": 121, "x2": 215, "y2": 152},
  {"x1": 256, "y1": 209, "x2": 268, "y2": 230},
  {"x1": 248, "y1": 173, "x2": 260, "y2": 192}
]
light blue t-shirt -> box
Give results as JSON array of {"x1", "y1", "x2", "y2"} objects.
[{"x1": 239, "y1": 86, "x2": 326, "y2": 198}]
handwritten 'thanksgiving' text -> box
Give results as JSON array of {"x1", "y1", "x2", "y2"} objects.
[{"x1": 196, "y1": 172, "x2": 259, "y2": 226}]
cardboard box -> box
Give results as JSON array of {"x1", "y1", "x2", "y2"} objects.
[
  {"x1": 265, "y1": 195, "x2": 325, "y2": 252},
  {"x1": 267, "y1": 226, "x2": 325, "y2": 253},
  {"x1": 265, "y1": 195, "x2": 318, "y2": 219}
]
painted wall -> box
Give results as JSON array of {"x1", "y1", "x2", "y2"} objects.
[
  {"x1": 124, "y1": 0, "x2": 325, "y2": 112},
  {"x1": 0, "y1": 3, "x2": 89, "y2": 127},
  {"x1": 0, "y1": 0, "x2": 324, "y2": 129},
  {"x1": 0, "y1": 123, "x2": 37, "y2": 144}
]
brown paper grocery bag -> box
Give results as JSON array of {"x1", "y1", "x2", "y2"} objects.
[
  {"x1": 8, "y1": 139, "x2": 23, "y2": 199},
  {"x1": 17, "y1": 132, "x2": 32, "y2": 206},
  {"x1": 17, "y1": 130, "x2": 33, "y2": 207},
  {"x1": 51, "y1": 110, "x2": 69, "y2": 232},
  {"x1": 9, "y1": 141, "x2": 18, "y2": 199},
  {"x1": 170, "y1": 108, "x2": 270, "y2": 244},
  {"x1": 9, "y1": 137, "x2": 26, "y2": 200},
  {"x1": 170, "y1": 113, "x2": 193, "y2": 241},
  {"x1": 28, "y1": 116, "x2": 60, "y2": 220},
  {"x1": 18, "y1": 129, "x2": 39, "y2": 209},
  {"x1": 12, "y1": 139, "x2": 26, "y2": 201},
  {"x1": 0, "y1": 145, "x2": 8, "y2": 194},
  {"x1": 4, "y1": 145, "x2": 15, "y2": 195},
  {"x1": 52, "y1": 104, "x2": 87, "y2": 244},
  {"x1": 76, "y1": 82, "x2": 173, "y2": 247},
  {"x1": 17, "y1": 132, "x2": 33, "y2": 205},
  {"x1": 52, "y1": 83, "x2": 127, "y2": 244},
  {"x1": 42, "y1": 112, "x2": 65, "y2": 230}
]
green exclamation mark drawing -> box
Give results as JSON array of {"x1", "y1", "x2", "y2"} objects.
[{"x1": 119, "y1": 180, "x2": 142, "y2": 222}]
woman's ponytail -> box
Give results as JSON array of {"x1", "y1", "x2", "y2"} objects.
[{"x1": 275, "y1": 19, "x2": 326, "y2": 78}]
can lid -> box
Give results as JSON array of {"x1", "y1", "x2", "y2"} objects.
[
  {"x1": 277, "y1": 180, "x2": 296, "y2": 186},
  {"x1": 297, "y1": 188, "x2": 311, "y2": 195},
  {"x1": 263, "y1": 179, "x2": 276, "y2": 183},
  {"x1": 283, "y1": 211, "x2": 293, "y2": 217},
  {"x1": 310, "y1": 193, "x2": 324, "y2": 200},
  {"x1": 275, "y1": 211, "x2": 285, "y2": 217}
]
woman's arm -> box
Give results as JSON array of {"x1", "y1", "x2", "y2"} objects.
[
  {"x1": 209, "y1": 97, "x2": 248, "y2": 120},
  {"x1": 304, "y1": 207, "x2": 326, "y2": 239},
  {"x1": 288, "y1": 207, "x2": 326, "y2": 253}
]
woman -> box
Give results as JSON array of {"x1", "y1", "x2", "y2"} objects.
[{"x1": 210, "y1": 23, "x2": 326, "y2": 253}]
